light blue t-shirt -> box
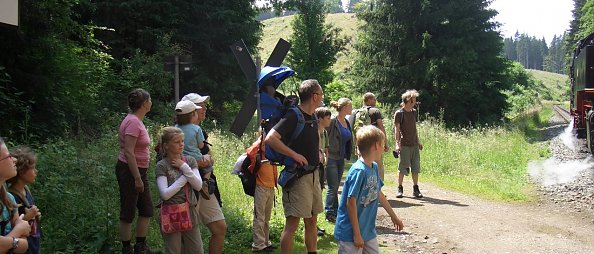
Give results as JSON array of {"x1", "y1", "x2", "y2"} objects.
[
  {"x1": 176, "y1": 123, "x2": 205, "y2": 161},
  {"x1": 334, "y1": 160, "x2": 383, "y2": 242},
  {"x1": 0, "y1": 193, "x2": 17, "y2": 236}
]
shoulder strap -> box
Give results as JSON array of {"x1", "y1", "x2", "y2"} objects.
[
  {"x1": 8, "y1": 187, "x2": 30, "y2": 208},
  {"x1": 290, "y1": 107, "x2": 305, "y2": 141}
]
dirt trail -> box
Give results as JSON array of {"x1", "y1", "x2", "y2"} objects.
[{"x1": 375, "y1": 178, "x2": 594, "y2": 254}]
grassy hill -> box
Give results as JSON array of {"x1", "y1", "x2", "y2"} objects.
[
  {"x1": 527, "y1": 69, "x2": 569, "y2": 102},
  {"x1": 259, "y1": 13, "x2": 359, "y2": 72},
  {"x1": 260, "y1": 14, "x2": 569, "y2": 103}
]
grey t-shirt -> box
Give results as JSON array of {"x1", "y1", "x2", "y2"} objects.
[{"x1": 155, "y1": 156, "x2": 199, "y2": 206}]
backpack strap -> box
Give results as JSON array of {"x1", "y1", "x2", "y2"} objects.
[{"x1": 289, "y1": 107, "x2": 305, "y2": 142}]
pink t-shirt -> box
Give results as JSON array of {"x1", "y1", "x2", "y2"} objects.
[{"x1": 118, "y1": 114, "x2": 151, "y2": 168}]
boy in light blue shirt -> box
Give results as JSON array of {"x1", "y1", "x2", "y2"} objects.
[{"x1": 334, "y1": 125, "x2": 404, "y2": 253}]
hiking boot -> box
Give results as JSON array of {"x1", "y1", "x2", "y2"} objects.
[
  {"x1": 396, "y1": 185, "x2": 404, "y2": 198},
  {"x1": 134, "y1": 242, "x2": 162, "y2": 254},
  {"x1": 122, "y1": 245, "x2": 133, "y2": 254},
  {"x1": 326, "y1": 214, "x2": 336, "y2": 224},
  {"x1": 413, "y1": 185, "x2": 423, "y2": 198}
]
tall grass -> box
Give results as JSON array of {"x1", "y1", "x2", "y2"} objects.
[{"x1": 29, "y1": 106, "x2": 552, "y2": 252}]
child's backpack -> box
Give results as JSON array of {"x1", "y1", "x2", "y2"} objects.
[{"x1": 237, "y1": 136, "x2": 265, "y2": 197}]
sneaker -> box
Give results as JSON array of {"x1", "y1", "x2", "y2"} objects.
[
  {"x1": 123, "y1": 245, "x2": 133, "y2": 254},
  {"x1": 326, "y1": 214, "x2": 336, "y2": 223},
  {"x1": 253, "y1": 245, "x2": 276, "y2": 252},
  {"x1": 413, "y1": 185, "x2": 423, "y2": 198},
  {"x1": 317, "y1": 226, "x2": 325, "y2": 236},
  {"x1": 396, "y1": 185, "x2": 404, "y2": 198},
  {"x1": 134, "y1": 242, "x2": 162, "y2": 254}
]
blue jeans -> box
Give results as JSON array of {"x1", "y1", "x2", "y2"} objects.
[{"x1": 325, "y1": 158, "x2": 345, "y2": 216}]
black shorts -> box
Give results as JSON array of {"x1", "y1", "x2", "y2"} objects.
[{"x1": 115, "y1": 160, "x2": 154, "y2": 223}]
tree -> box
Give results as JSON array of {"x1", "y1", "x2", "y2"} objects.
[
  {"x1": 0, "y1": 0, "x2": 112, "y2": 141},
  {"x1": 93, "y1": 0, "x2": 262, "y2": 118},
  {"x1": 279, "y1": 0, "x2": 348, "y2": 87},
  {"x1": 352, "y1": 0, "x2": 510, "y2": 125}
]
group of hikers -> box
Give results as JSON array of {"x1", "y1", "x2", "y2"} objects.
[{"x1": 0, "y1": 78, "x2": 423, "y2": 254}]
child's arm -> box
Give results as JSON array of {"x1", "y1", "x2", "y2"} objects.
[
  {"x1": 379, "y1": 190, "x2": 404, "y2": 231},
  {"x1": 346, "y1": 197, "x2": 364, "y2": 248}
]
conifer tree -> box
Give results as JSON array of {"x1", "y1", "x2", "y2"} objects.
[
  {"x1": 286, "y1": 0, "x2": 347, "y2": 87},
  {"x1": 352, "y1": 0, "x2": 509, "y2": 124}
]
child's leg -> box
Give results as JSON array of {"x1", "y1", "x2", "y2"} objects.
[
  {"x1": 362, "y1": 238, "x2": 380, "y2": 254},
  {"x1": 252, "y1": 185, "x2": 273, "y2": 250},
  {"x1": 263, "y1": 187, "x2": 274, "y2": 246},
  {"x1": 337, "y1": 241, "x2": 363, "y2": 254}
]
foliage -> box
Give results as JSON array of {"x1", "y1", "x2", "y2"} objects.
[
  {"x1": 259, "y1": 13, "x2": 359, "y2": 75},
  {"x1": 502, "y1": 32, "x2": 568, "y2": 74},
  {"x1": 282, "y1": 0, "x2": 348, "y2": 87},
  {"x1": 578, "y1": 0, "x2": 594, "y2": 39},
  {"x1": 0, "y1": 0, "x2": 113, "y2": 142},
  {"x1": 351, "y1": 0, "x2": 509, "y2": 126},
  {"x1": 93, "y1": 0, "x2": 263, "y2": 119}
]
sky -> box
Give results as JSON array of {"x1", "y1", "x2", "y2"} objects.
[{"x1": 489, "y1": 0, "x2": 574, "y2": 44}]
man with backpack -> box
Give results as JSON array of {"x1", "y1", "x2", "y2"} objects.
[
  {"x1": 350, "y1": 92, "x2": 389, "y2": 180},
  {"x1": 265, "y1": 79, "x2": 324, "y2": 254},
  {"x1": 393, "y1": 89, "x2": 423, "y2": 198}
]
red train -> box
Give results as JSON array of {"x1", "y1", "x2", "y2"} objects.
[{"x1": 570, "y1": 33, "x2": 594, "y2": 152}]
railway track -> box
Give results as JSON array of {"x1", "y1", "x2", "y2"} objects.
[{"x1": 553, "y1": 104, "x2": 571, "y2": 123}]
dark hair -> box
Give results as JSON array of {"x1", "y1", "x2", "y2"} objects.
[
  {"x1": 128, "y1": 88, "x2": 151, "y2": 112},
  {"x1": 299, "y1": 79, "x2": 320, "y2": 103},
  {"x1": 314, "y1": 107, "x2": 331, "y2": 119},
  {"x1": 7, "y1": 146, "x2": 36, "y2": 184}
]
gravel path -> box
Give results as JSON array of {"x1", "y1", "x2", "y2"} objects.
[{"x1": 374, "y1": 109, "x2": 594, "y2": 253}]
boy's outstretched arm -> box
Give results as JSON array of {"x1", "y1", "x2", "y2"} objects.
[
  {"x1": 347, "y1": 197, "x2": 364, "y2": 248},
  {"x1": 379, "y1": 191, "x2": 404, "y2": 231}
]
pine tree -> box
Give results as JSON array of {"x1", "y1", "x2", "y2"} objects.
[
  {"x1": 352, "y1": 0, "x2": 509, "y2": 125},
  {"x1": 286, "y1": 0, "x2": 348, "y2": 87}
]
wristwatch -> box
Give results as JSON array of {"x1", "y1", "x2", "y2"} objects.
[{"x1": 11, "y1": 237, "x2": 18, "y2": 251}]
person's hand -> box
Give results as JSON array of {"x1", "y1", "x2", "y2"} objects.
[
  {"x1": 292, "y1": 153, "x2": 308, "y2": 166},
  {"x1": 419, "y1": 143, "x2": 423, "y2": 151},
  {"x1": 391, "y1": 216, "x2": 404, "y2": 231},
  {"x1": 170, "y1": 158, "x2": 185, "y2": 169},
  {"x1": 13, "y1": 214, "x2": 30, "y2": 237},
  {"x1": 203, "y1": 154, "x2": 214, "y2": 165},
  {"x1": 197, "y1": 158, "x2": 211, "y2": 168},
  {"x1": 353, "y1": 234, "x2": 364, "y2": 248},
  {"x1": 134, "y1": 177, "x2": 144, "y2": 193},
  {"x1": 24, "y1": 206, "x2": 40, "y2": 221},
  {"x1": 395, "y1": 144, "x2": 400, "y2": 154}
]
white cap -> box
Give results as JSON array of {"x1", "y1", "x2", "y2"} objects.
[
  {"x1": 175, "y1": 100, "x2": 202, "y2": 115},
  {"x1": 181, "y1": 93, "x2": 210, "y2": 104}
]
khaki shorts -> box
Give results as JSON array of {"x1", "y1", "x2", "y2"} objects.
[
  {"x1": 282, "y1": 169, "x2": 323, "y2": 218},
  {"x1": 398, "y1": 145, "x2": 421, "y2": 175},
  {"x1": 197, "y1": 193, "x2": 225, "y2": 225}
]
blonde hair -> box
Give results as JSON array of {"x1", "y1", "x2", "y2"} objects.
[
  {"x1": 356, "y1": 125, "x2": 385, "y2": 156},
  {"x1": 329, "y1": 98, "x2": 352, "y2": 111},
  {"x1": 0, "y1": 138, "x2": 16, "y2": 211},
  {"x1": 400, "y1": 89, "x2": 419, "y2": 107},
  {"x1": 158, "y1": 126, "x2": 184, "y2": 158}
]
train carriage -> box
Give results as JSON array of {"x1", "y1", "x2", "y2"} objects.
[{"x1": 570, "y1": 33, "x2": 594, "y2": 153}]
